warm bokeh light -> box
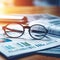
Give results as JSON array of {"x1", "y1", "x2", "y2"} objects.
[
  {"x1": 0, "y1": 0, "x2": 14, "y2": 6},
  {"x1": 0, "y1": 0, "x2": 59, "y2": 26},
  {"x1": 0, "y1": 0, "x2": 59, "y2": 15},
  {"x1": 0, "y1": 0, "x2": 14, "y2": 14},
  {"x1": 0, "y1": 0, "x2": 5, "y2": 14},
  {"x1": 0, "y1": 3, "x2": 4, "y2": 8},
  {"x1": 14, "y1": 0, "x2": 33, "y2": 6}
]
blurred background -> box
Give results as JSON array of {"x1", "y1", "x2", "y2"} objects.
[{"x1": 0, "y1": 0, "x2": 60, "y2": 16}]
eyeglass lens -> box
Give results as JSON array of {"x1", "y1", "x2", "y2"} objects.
[
  {"x1": 4, "y1": 24, "x2": 24, "y2": 38},
  {"x1": 29, "y1": 24, "x2": 47, "y2": 40}
]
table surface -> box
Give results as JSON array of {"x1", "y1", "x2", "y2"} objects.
[
  {"x1": 0, "y1": 6, "x2": 60, "y2": 16},
  {"x1": 0, "y1": 6, "x2": 60, "y2": 60},
  {"x1": 0, "y1": 54, "x2": 60, "y2": 60}
]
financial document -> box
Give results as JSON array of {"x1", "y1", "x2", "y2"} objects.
[
  {"x1": 0, "y1": 14, "x2": 60, "y2": 59},
  {"x1": 0, "y1": 29, "x2": 60, "y2": 59}
]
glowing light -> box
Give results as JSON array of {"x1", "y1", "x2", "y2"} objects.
[
  {"x1": 0, "y1": 0, "x2": 5, "y2": 14},
  {"x1": 0, "y1": 0, "x2": 5, "y2": 8},
  {"x1": 0, "y1": 3, "x2": 4, "y2": 8}
]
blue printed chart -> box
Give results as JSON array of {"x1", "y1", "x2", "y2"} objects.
[{"x1": 0, "y1": 34, "x2": 60, "y2": 59}]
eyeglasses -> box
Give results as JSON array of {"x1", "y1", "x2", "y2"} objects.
[{"x1": 2, "y1": 23, "x2": 48, "y2": 40}]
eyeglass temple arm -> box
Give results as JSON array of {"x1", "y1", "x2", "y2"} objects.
[
  {"x1": 3, "y1": 27, "x2": 23, "y2": 32},
  {"x1": 2, "y1": 25, "x2": 30, "y2": 32}
]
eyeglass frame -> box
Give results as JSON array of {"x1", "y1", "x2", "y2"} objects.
[{"x1": 2, "y1": 23, "x2": 48, "y2": 40}]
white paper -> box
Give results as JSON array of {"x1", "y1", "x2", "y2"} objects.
[
  {"x1": 0, "y1": 14, "x2": 60, "y2": 58},
  {"x1": 0, "y1": 29, "x2": 60, "y2": 57}
]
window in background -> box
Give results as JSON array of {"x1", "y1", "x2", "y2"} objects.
[
  {"x1": 0, "y1": 0, "x2": 59, "y2": 7},
  {"x1": 47, "y1": 0, "x2": 59, "y2": 6},
  {"x1": 33, "y1": 0, "x2": 49, "y2": 6},
  {"x1": 33, "y1": 0, "x2": 60, "y2": 6},
  {"x1": 14, "y1": 0, "x2": 49, "y2": 6}
]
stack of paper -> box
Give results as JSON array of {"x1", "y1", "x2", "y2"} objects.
[
  {"x1": 29, "y1": 14, "x2": 60, "y2": 36},
  {"x1": 0, "y1": 14, "x2": 60, "y2": 59},
  {"x1": 0, "y1": 35, "x2": 60, "y2": 59}
]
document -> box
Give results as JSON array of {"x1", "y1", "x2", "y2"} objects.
[
  {"x1": 0, "y1": 31, "x2": 60, "y2": 59},
  {"x1": 37, "y1": 45, "x2": 60, "y2": 55},
  {"x1": 0, "y1": 14, "x2": 60, "y2": 59},
  {"x1": 28, "y1": 14, "x2": 60, "y2": 36}
]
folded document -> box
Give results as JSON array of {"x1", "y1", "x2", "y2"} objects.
[{"x1": 29, "y1": 14, "x2": 60, "y2": 36}]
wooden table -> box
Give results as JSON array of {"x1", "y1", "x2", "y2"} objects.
[
  {"x1": 1, "y1": 6, "x2": 60, "y2": 16},
  {"x1": 0, "y1": 54, "x2": 60, "y2": 60}
]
